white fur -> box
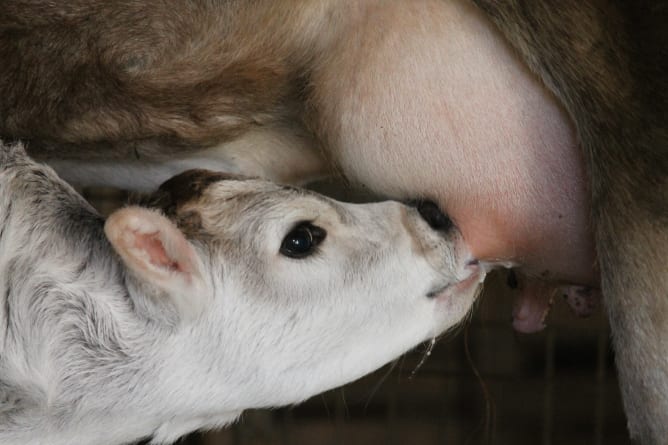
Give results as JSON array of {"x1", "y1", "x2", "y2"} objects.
[{"x1": 0, "y1": 143, "x2": 484, "y2": 445}]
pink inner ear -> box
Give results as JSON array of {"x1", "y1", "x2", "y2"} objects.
[{"x1": 134, "y1": 231, "x2": 181, "y2": 272}]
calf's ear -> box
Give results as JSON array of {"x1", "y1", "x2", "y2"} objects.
[{"x1": 104, "y1": 206, "x2": 212, "y2": 323}]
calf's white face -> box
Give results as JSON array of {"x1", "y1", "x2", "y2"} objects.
[{"x1": 106, "y1": 170, "x2": 483, "y2": 409}]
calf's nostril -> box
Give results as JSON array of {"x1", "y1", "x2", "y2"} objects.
[{"x1": 416, "y1": 200, "x2": 453, "y2": 231}]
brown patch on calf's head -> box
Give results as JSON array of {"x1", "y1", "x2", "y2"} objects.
[
  {"x1": 157, "y1": 169, "x2": 241, "y2": 212},
  {"x1": 140, "y1": 169, "x2": 246, "y2": 236}
]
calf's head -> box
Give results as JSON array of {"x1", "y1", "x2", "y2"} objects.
[{"x1": 105, "y1": 169, "x2": 484, "y2": 407}]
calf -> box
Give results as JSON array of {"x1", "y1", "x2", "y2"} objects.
[
  {"x1": 1, "y1": 0, "x2": 665, "y2": 441},
  {"x1": 0, "y1": 141, "x2": 483, "y2": 445}
]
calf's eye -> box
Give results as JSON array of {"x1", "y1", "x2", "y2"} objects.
[{"x1": 280, "y1": 222, "x2": 326, "y2": 259}]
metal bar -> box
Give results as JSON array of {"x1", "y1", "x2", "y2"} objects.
[
  {"x1": 542, "y1": 329, "x2": 556, "y2": 445},
  {"x1": 594, "y1": 319, "x2": 609, "y2": 445}
]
